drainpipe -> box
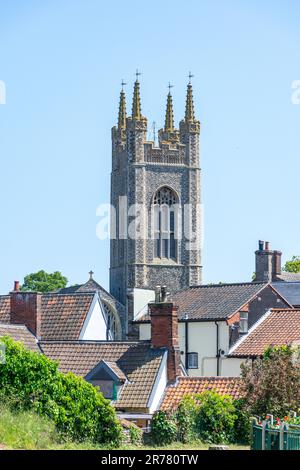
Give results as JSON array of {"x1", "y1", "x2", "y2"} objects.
[
  {"x1": 215, "y1": 321, "x2": 220, "y2": 376},
  {"x1": 185, "y1": 314, "x2": 189, "y2": 372}
]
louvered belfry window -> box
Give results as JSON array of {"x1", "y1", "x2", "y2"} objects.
[{"x1": 153, "y1": 187, "x2": 178, "y2": 260}]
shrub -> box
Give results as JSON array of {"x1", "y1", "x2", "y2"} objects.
[
  {"x1": 150, "y1": 410, "x2": 177, "y2": 445},
  {"x1": 234, "y1": 399, "x2": 251, "y2": 444},
  {"x1": 195, "y1": 391, "x2": 237, "y2": 444},
  {"x1": 129, "y1": 424, "x2": 143, "y2": 446},
  {"x1": 0, "y1": 337, "x2": 122, "y2": 445},
  {"x1": 176, "y1": 396, "x2": 198, "y2": 443},
  {"x1": 241, "y1": 344, "x2": 300, "y2": 419}
]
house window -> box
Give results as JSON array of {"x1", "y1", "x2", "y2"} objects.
[
  {"x1": 187, "y1": 352, "x2": 198, "y2": 369},
  {"x1": 239, "y1": 312, "x2": 248, "y2": 334},
  {"x1": 153, "y1": 187, "x2": 178, "y2": 260}
]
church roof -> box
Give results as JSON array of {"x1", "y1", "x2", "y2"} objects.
[
  {"x1": 40, "y1": 340, "x2": 165, "y2": 412},
  {"x1": 135, "y1": 282, "x2": 271, "y2": 322},
  {"x1": 275, "y1": 272, "x2": 300, "y2": 282}
]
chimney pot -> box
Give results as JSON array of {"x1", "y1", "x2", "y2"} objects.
[
  {"x1": 265, "y1": 241, "x2": 270, "y2": 251},
  {"x1": 14, "y1": 281, "x2": 20, "y2": 292},
  {"x1": 258, "y1": 240, "x2": 264, "y2": 251}
]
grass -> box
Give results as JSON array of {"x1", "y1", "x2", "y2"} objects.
[
  {"x1": 0, "y1": 405, "x2": 249, "y2": 450},
  {"x1": 0, "y1": 406, "x2": 58, "y2": 450}
]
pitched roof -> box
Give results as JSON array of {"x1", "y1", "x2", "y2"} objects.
[
  {"x1": 40, "y1": 293, "x2": 95, "y2": 340},
  {"x1": 276, "y1": 273, "x2": 300, "y2": 282},
  {"x1": 160, "y1": 377, "x2": 243, "y2": 411},
  {"x1": 272, "y1": 282, "x2": 300, "y2": 306},
  {"x1": 0, "y1": 296, "x2": 10, "y2": 323},
  {"x1": 136, "y1": 282, "x2": 268, "y2": 322},
  {"x1": 40, "y1": 341, "x2": 165, "y2": 411},
  {"x1": 229, "y1": 309, "x2": 300, "y2": 357},
  {"x1": 0, "y1": 324, "x2": 41, "y2": 353}
]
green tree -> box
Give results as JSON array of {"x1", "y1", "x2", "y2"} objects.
[
  {"x1": 21, "y1": 270, "x2": 68, "y2": 293},
  {"x1": 241, "y1": 345, "x2": 300, "y2": 418},
  {"x1": 283, "y1": 256, "x2": 300, "y2": 273}
]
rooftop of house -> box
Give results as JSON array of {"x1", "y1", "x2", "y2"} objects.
[
  {"x1": 0, "y1": 276, "x2": 125, "y2": 341},
  {"x1": 160, "y1": 377, "x2": 243, "y2": 411},
  {"x1": 0, "y1": 296, "x2": 10, "y2": 323},
  {"x1": 272, "y1": 282, "x2": 300, "y2": 306},
  {"x1": 0, "y1": 324, "x2": 41, "y2": 353},
  {"x1": 275, "y1": 272, "x2": 300, "y2": 282},
  {"x1": 39, "y1": 340, "x2": 165, "y2": 411},
  {"x1": 229, "y1": 308, "x2": 300, "y2": 358},
  {"x1": 135, "y1": 282, "x2": 273, "y2": 322}
]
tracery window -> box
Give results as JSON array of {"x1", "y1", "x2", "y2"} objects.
[
  {"x1": 103, "y1": 302, "x2": 121, "y2": 340},
  {"x1": 153, "y1": 187, "x2": 178, "y2": 260}
]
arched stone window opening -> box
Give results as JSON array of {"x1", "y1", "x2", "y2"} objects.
[
  {"x1": 102, "y1": 302, "x2": 121, "y2": 340},
  {"x1": 153, "y1": 187, "x2": 179, "y2": 261}
]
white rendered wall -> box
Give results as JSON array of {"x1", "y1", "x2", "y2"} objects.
[
  {"x1": 133, "y1": 288, "x2": 155, "y2": 320},
  {"x1": 79, "y1": 298, "x2": 107, "y2": 340},
  {"x1": 147, "y1": 352, "x2": 168, "y2": 414}
]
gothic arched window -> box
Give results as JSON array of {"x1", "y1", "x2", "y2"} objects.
[
  {"x1": 102, "y1": 302, "x2": 121, "y2": 340},
  {"x1": 153, "y1": 187, "x2": 178, "y2": 260}
]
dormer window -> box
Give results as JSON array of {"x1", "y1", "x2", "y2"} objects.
[{"x1": 85, "y1": 360, "x2": 127, "y2": 401}]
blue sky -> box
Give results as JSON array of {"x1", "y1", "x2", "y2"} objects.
[{"x1": 0, "y1": 0, "x2": 300, "y2": 293}]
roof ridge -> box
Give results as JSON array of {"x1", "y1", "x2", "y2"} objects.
[
  {"x1": 42, "y1": 292, "x2": 95, "y2": 297},
  {"x1": 188, "y1": 281, "x2": 267, "y2": 289}
]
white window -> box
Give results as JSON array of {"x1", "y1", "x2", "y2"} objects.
[
  {"x1": 239, "y1": 312, "x2": 248, "y2": 334},
  {"x1": 187, "y1": 352, "x2": 198, "y2": 369}
]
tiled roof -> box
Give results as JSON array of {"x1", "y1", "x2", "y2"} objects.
[
  {"x1": 0, "y1": 324, "x2": 41, "y2": 352},
  {"x1": 103, "y1": 361, "x2": 128, "y2": 381},
  {"x1": 40, "y1": 341, "x2": 165, "y2": 411},
  {"x1": 136, "y1": 282, "x2": 268, "y2": 322},
  {"x1": 276, "y1": 273, "x2": 300, "y2": 282},
  {"x1": 41, "y1": 293, "x2": 94, "y2": 340},
  {"x1": 229, "y1": 309, "x2": 300, "y2": 357},
  {"x1": 160, "y1": 377, "x2": 243, "y2": 411},
  {"x1": 272, "y1": 282, "x2": 300, "y2": 306},
  {"x1": 0, "y1": 296, "x2": 10, "y2": 323}
]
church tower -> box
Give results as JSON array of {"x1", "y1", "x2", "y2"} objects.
[{"x1": 110, "y1": 74, "x2": 202, "y2": 336}]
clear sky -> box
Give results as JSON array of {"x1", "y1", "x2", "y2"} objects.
[{"x1": 0, "y1": 0, "x2": 300, "y2": 293}]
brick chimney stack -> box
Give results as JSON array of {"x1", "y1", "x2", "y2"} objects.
[
  {"x1": 10, "y1": 282, "x2": 42, "y2": 338},
  {"x1": 255, "y1": 241, "x2": 282, "y2": 282},
  {"x1": 149, "y1": 286, "x2": 181, "y2": 383}
]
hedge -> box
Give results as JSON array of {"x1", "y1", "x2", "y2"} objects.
[{"x1": 0, "y1": 337, "x2": 122, "y2": 445}]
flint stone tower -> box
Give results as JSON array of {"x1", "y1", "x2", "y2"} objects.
[{"x1": 110, "y1": 75, "x2": 202, "y2": 335}]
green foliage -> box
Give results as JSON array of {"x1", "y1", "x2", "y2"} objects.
[
  {"x1": 150, "y1": 411, "x2": 177, "y2": 445},
  {"x1": 241, "y1": 344, "x2": 300, "y2": 419},
  {"x1": 0, "y1": 337, "x2": 122, "y2": 445},
  {"x1": 176, "y1": 396, "x2": 198, "y2": 443},
  {"x1": 129, "y1": 424, "x2": 143, "y2": 446},
  {"x1": 234, "y1": 399, "x2": 251, "y2": 444},
  {"x1": 194, "y1": 391, "x2": 237, "y2": 444},
  {"x1": 21, "y1": 270, "x2": 68, "y2": 293},
  {"x1": 283, "y1": 256, "x2": 300, "y2": 273}
]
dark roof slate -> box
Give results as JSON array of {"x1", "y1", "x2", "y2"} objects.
[{"x1": 136, "y1": 282, "x2": 268, "y2": 322}]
